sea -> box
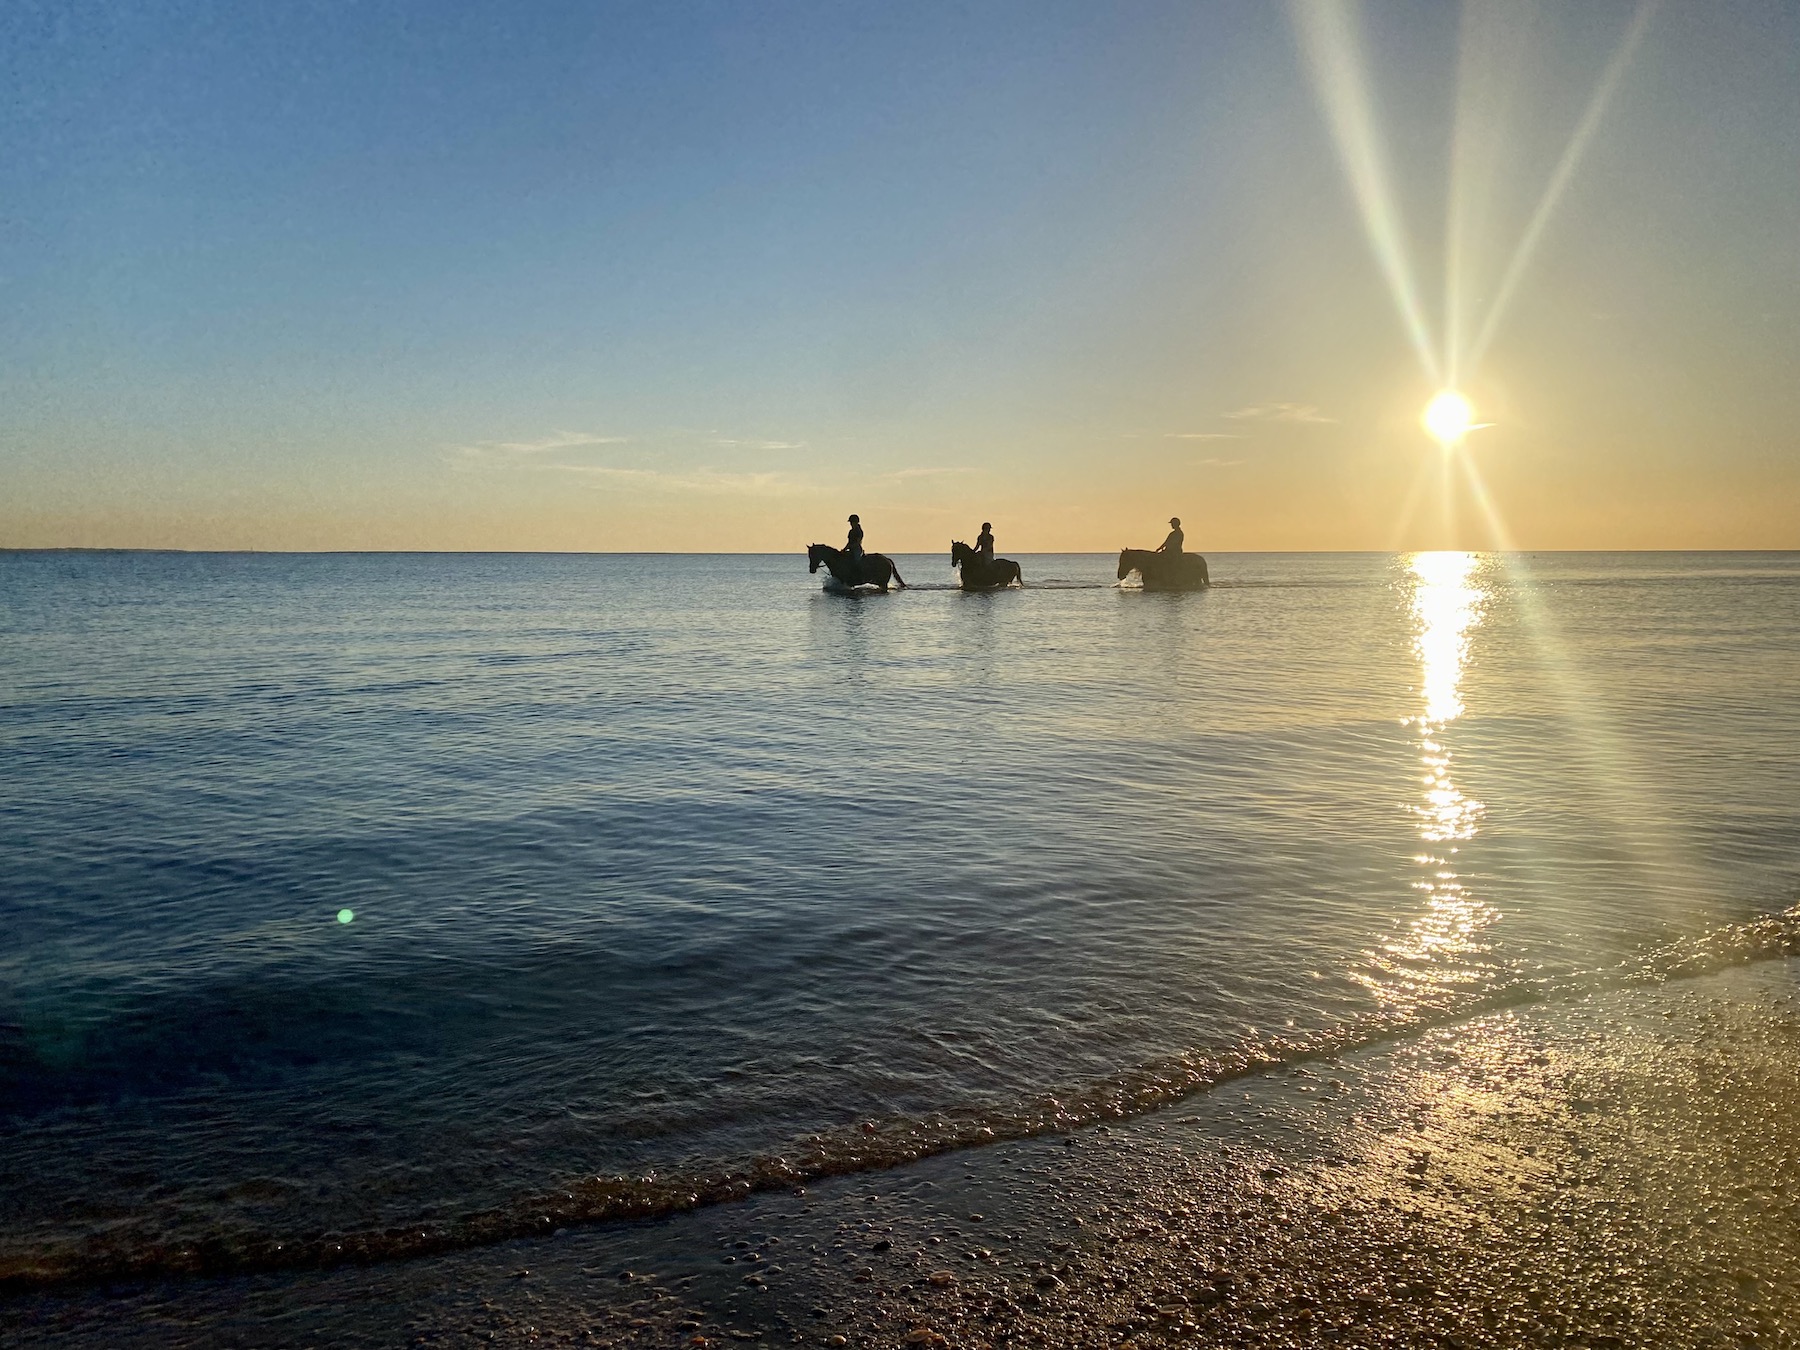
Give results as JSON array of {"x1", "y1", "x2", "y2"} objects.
[{"x1": 2, "y1": 550, "x2": 1797, "y2": 1286}]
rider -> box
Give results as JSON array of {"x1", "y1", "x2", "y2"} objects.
[
  {"x1": 845, "y1": 514, "x2": 865, "y2": 561},
  {"x1": 1156, "y1": 516, "x2": 1185, "y2": 556},
  {"x1": 974, "y1": 521, "x2": 995, "y2": 563}
]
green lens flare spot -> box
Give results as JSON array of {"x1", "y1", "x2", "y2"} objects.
[{"x1": 337, "y1": 908, "x2": 355, "y2": 925}]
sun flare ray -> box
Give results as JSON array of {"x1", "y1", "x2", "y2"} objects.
[
  {"x1": 1463, "y1": 1, "x2": 1657, "y2": 375},
  {"x1": 1289, "y1": 0, "x2": 1441, "y2": 383},
  {"x1": 1293, "y1": 1, "x2": 1657, "y2": 440},
  {"x1": 1451, "y1": 452, "x2": 1705, "y2": 912},
  {"x1": 1444, "y1": 0, "x2": 1537, "y2": 388}
]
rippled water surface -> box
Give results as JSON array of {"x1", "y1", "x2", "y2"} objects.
[{"x1": 2, "y1": 550, "x2": 1797, "y2": 1279}]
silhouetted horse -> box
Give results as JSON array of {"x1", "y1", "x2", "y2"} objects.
[
  {"x1": 950, "y1": 541, "x2": 1023, "y2": 590},
  {"x1": 1117, "y1": 548, "x2": 1209, "y2": 591},
  {"x1": 808, "y1": 543, "x2": 906, "y2": 592}
]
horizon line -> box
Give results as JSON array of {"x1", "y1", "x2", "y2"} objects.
[{"x1": 5, "y1": 547, "x2": 1797, "y2": 558}]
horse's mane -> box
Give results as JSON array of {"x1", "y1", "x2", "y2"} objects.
[{"x1": 1117, "y1": 547, "x2": 1153, "y2": 579}]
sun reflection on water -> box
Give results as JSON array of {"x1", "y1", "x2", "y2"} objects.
[{"x1": 1366, "y1": 552, "x2": 1501, "y2": 1008}]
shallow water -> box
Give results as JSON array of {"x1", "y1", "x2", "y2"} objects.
[{"x1": 2, "y1": 550, "x2": 1797, "y2": 1281}]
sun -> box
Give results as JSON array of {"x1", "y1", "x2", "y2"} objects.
[{"x1": 1422, "y1": 390, "x2": 1476, "y2": 446}]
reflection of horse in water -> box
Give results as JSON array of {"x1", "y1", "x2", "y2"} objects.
[
  {"x1": 950, "y1": 541, "x2": 1023, "y2": 590},
  {"x1": 1117, "y1": 548, "x2": 1209, "y2": 591},
  {"x1": 808, "y1": 543, "x2": 907, "y2": 592}
]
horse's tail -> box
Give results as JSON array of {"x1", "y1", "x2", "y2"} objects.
[{"x1": 890, "y1": 558, "x2": 907, "y2": 589}]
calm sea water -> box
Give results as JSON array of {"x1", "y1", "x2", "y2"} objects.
[{"x1": 3, "y1": 550, "x2": 1798, "y2": 1281}]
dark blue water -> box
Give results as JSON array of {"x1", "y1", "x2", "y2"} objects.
[{"x1": 2, "y1": 550, "x2": 1797, "y2": 1281}]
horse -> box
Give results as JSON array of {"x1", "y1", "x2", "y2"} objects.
[
  {"x1": 1117, "y1": 548, "x2": 1209, "y2": 591},
  {"x1": 950, "y1": 540, "x2": 1023, "y2": 590},
  {"x1": 808, "y1": 543, "x2": 906, "y2": 592}
]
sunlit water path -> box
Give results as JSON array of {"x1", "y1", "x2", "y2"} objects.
[{"x1": 2, "y1": 551, "x2": 1797, "y2": 1282}]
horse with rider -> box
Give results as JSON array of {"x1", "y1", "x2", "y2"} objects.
[
  {"x1": 951, "y1": 521, "x2": 1022, "y2": 589},
  {"x1": 1117, "y1": 516, "x2": 1209, "y2": 590},
  {"x1": 807, "y1": 514, "x2": 907, "y2": 591}
]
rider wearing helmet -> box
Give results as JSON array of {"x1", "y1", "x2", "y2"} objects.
[
  {"x1": 1157, "y1": 517, "x2": 1184, "y2": 555},
  {"x1": 974, "y1": 521, "x2": 995, "y2": 563},
  {"x1": 845, "y1": 514, "x2": 865, "y2": 560}
]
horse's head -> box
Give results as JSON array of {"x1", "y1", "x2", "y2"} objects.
[
  {"x1": 1117, "y1": 549, "x2": 1133, "y2": 581},
  {"x1": 807, "y1": 543, "x2": 825, "y2": 573},
  {"x1": 950, "y1": 540, "x2": 970, "y2": 566}
]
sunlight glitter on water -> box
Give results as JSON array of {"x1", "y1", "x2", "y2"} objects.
[{"x1": 1370, "y1": 552, "x2": 1499, "y2": 1005}]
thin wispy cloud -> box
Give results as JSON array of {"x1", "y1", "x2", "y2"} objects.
[
  {"x1": 456, "y1": 430, "x2": 628, "y2": 459},
  {"x1": 450, "y1": 433, "x2": 629, "y2": 473},
  {"x1": 1198, "y1": 457, "x2": 1246, "y2": 467},
  {"x1": 884, "y1": 465, "x2": 979, "y2": 481},
  {"x1": 712, "y1": 438, "x2": 808, "y2": 451},
  {"x1": 1166, "y1": 432, "x2": 1244, "y2": 441},
  {"x1": 548, "y1": 464, "x2": 815, "y2": 497},
  {"x1": 1225, "y1": 403, "x2": 1336, "y2": 424},
  {"x1": 449, "y1": 432, "x2": 811, "y2": 497}
]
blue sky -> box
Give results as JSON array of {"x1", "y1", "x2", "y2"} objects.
[{"x1": 3, "y1": 1, "x2": 1797, "y2": 549}]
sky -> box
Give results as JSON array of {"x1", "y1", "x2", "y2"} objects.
[{"x1": 2, "y1": 0, "x2": 1797, "y2": 552}]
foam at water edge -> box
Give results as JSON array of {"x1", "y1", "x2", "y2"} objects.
[{"x1": 6, "y1": 902, "x2": 1794, "y2": 1291}]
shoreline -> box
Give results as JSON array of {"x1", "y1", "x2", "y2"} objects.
[
  {"x1": 10, "y1": 903, "x2": 1797, "y2": 1296},
  {"x1": 8, "y1": 958, "x2": 1800, "y2": 1348}
]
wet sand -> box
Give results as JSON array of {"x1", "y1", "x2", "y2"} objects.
[{"x1": 8, "y1": 958, "x2": 1800, "y2": 1348}]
